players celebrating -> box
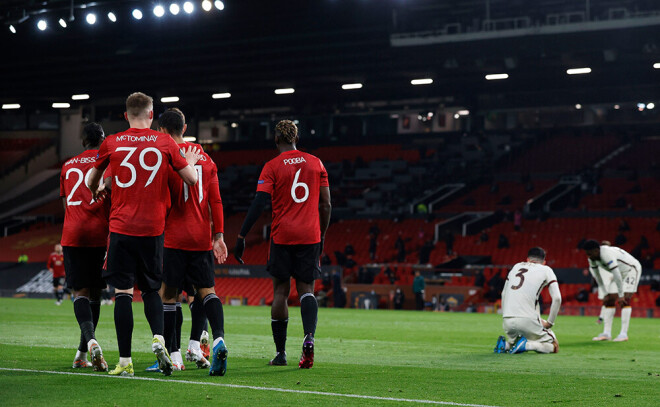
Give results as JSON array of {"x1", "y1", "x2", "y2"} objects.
[
  {"x1": 158, "y1": 108, "x2": 229, "y2": 376},
  {"x1": 583, "y1": 240, "x2": 642, "y2": 342},
  {"x1": 234, "y1": 120, "x2": 331, "y2": 368},
  {"x1": 87, "y1": 92, "x2": 201, "y2": 377},
  {"x1": 60, "y1": 122, "x2": 112, "y2": 371},
  {"x1": 495, "y1": 247, "x2": 561, "y2": 354}
]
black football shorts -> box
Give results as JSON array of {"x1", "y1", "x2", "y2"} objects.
[
  {"x1": 163, "y1": 248, "x2": 215, "y2": 291},
  {"x1": 104, "y1": 232, "x2": 164, "y2": 292},
  {"x1": 63, "y1": 246, "x2": 107, "y2": 291},
  {"x1": 267, "y1": 241, "x2": 321, "y2": 284}
]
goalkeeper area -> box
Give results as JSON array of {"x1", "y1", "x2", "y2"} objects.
[{"x1": 0, "y1": 297, "x2": 658, "y2": 407}]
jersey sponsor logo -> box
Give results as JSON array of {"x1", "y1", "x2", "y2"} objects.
[
  {"x1": 64, "y1": 156, "x2": 96, "y2": 165},
  {"x1": 283, "y1": 156, "x2": 306, "y2": 165},
  {"x1": 179, "y1": 148, "x2": 186, "y2": 158},
  {"x1": 116, "y1": 135, "x2": 158, "y2": 143},
  {"x1": 607, "y1": 260, "x2": 613, "y2": 265},
  {"x1": 258, "y1": 180, "x2": 265, "y2": 184}
]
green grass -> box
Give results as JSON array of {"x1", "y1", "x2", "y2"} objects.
[{"x1": 0, "y1": 298, "x2": 659, "y2": 406}]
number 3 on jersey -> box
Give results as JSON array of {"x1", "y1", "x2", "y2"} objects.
[
  {"x1": 511, "y1": 268, "x2": 528, "y2": 290},
  {"x1": 291, "y1": 168, "x2": 309, "y2": 203},
  {"x1": 183, "y1": 165, "x2": 203, "y2": 203}
]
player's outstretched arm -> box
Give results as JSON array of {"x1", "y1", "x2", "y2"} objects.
[
  {"x1": 319, "y1": 186, "x2": 332, "y2": 251},
  {"x1": 234, "y1": 191, "x2": 271, "y2": 264},
  {"x1": 177, "y1": 146, "x2": 202, "y2": 186}
]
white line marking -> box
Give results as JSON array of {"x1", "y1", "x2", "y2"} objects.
[{"x1": 0, "y1": 367, "x2": 501, "y2": 407}]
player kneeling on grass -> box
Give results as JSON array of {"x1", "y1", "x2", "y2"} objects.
[
  {"x1": 494, "y1": 247, "x2": 561, "y2": 354},
  {"x1": 60, "y1": 123, "x2": 112, "y2": 371},
  {"x1": 157, "y1": 109, "x2": 229, "y2": 376},
  {"x1": 583, "y1": 239, "x2": 642, "y2": 342},
  {"x1": 234, "y1": 120, "x2": 331, "y2": 368}
]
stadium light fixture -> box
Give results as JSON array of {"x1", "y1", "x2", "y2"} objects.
[
  {"x1": 566, "y1": 67, "x2": 591, "y2": 75},
  {"x1": 485, "y1": 73, "x2": 508, "y2": 80},
  {"x1": 170, "y1": 4, "x2": 180, "y2": 15},
  {"x1": 71, "y1": 94, "x2": 90, "y2": 100},
  {"x1": 274, "y1": 88, "x2": 295, "y2": 95},
  {"x1": 457, "y1": 109, "x2": 470, "y2": 116},
  {"x1": 212, "y1": 93, "x2": 231, "y2": 99},
  {"x1": 2, "y1": 104, "x2": 21, "y2": 110},
  {"x1": 86, "y1": 13, "x2": 96, "y2": 25},
  {"x1": 647, "y1": 102, "x2": 655, "y2": 110},
  {"x1": 215, "y1": 1, "x2": 225, "y2": 11},
  {"x1": 132, "y1": 9, "x2": 143, "y2": 20},
  {"x1": 575, "y1": 104, "x2": 582, "y2": 109},
  {"x1": 9, "y1": 25, "x2": 16, "y2": 34},
  {"x1": 411, "y1": 78, "x2": 433, "y2": 85},
  {"x1": 52, "y1": 102, "x2": 71, "y2": 109},
  {"x1": 37, "y1": 20, "x2": 47, "y2": 31},
  {"x1": 654, "y1": 63, "x2": 660, "y2": 69},
  {"x1": 59, "y1": 18, "x2": 67, "y2": 28},
  {"x1": 108, "y1": 12, "x2": 117, "y2": 22},
  {"x1": 453, "y1": 113, "x2": 460, "y2": 119},
  {"x1": 183, "y1": 2, "x2": 194, "y2": 14},
  {"x1": 154, "y1": 5, "x2": 165, "y2": 17},
  {"x1": 231, "y1": 122, "x2": 238, "y2": 128},
  {"x1": 202, "y1": 0, "x2": 212, "y2": 12},
  {"x1": 614, "y1": 104, "x2": 620, "y2": 110},
  {"x1": 161, "y1": 96, "x2": 180, "y2": 103},
  {"x1": 342, "y1": 83, "x2": 363, "y2": 90}
]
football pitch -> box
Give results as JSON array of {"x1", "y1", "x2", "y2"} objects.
[{"x1": 0, "y1": 298, "x2": 658, "y2": 406}]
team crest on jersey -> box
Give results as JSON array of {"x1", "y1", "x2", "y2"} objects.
[
  {"x1": 283, "y1": 157, "x2": 306, "y2": 165},
  {"x1": 179, "y1": 148, "x2": 185, "y2": 158}
]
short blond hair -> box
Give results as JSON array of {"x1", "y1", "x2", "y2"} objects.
[
  {"x1": 126, "y1": 92, "x2": 153, "y2": 118},
  {"x1": 275, "y1": 120, "x2": 298, "y2": 144}
]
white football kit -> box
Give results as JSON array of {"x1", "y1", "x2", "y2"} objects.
[
  {"x1": 502, "y1": 261, "x2": 561, "y2": 346},
  {"x1": 588, "y1": 245, "x2": 642, "y2": 297}
]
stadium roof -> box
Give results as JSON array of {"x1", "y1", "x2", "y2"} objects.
[{"x1": 1, "y1": 0, "x2": 659, "y2": 112}]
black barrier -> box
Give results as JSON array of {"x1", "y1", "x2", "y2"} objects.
[{"x1": 214, "y1": 264, "x2": 342, "y2": 279}]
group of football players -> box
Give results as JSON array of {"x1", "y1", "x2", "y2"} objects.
[{"x1": 59, "y1": 92, "x2": 331, "y2": 376}]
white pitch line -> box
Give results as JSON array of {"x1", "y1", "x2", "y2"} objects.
[{"x1": 0, "y1": 367, "x2": 502, "y2": 407}]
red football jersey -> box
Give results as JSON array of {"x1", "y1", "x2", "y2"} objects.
[
  {"x1": 94, "y1": 128, "x2": 189, "y2": 237},
  {"x1": 60, "y1": 149, "x2": 111, "y2": 247},
  {"x1": 257, "y1": 150, "x2": 329, "y2": 245},
  {"x1": 165, "y1": 142, "x2": 224, "y2": 251},
  {"x1": 47, "y1": 252, "x2": 65, "y2": 278}
]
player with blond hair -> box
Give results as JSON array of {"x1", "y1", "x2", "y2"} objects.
[{"x1": 87, "y1": 92, "x2": 201, "y2": 376}]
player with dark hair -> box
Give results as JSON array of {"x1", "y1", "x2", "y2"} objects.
[
  {"x1": 495, "y1": 247, "x2": 561, "y2": 354},
  {"x1": 60, "y1": 122, "x2": 112, "y2": 371},
  {"x1": 583, "y1": 239, "x2": 642, "y2": 342},
  {"x1": 47, "y1": 243, "x2": 65, "y2": 305},
  {"x1": 157, "y1": 108, "x2": 229, "y2": 376},
  {"x1": 234, "y1": 119, "x2": 331, "y2": 368},
  {"x1": 87, "y1": 92, "x2": 202, "y2": 377}
]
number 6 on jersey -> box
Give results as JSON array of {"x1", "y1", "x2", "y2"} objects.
[{"x1": 291, "y1": 168, "x2": 309, "y2": 203}]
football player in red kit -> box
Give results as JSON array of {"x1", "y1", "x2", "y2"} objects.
[
  {"x1": 235, "y1": 120, "x2": 331, "y2": 368},
  {"x1": 48, "y1": 244, "x2": 66, "y2": 305},
  {"x1": 87, "y1": 92, "x2": 201, "y2": 377},
  {"x1": 60, "y1": 122, "x2": 112, "y2": 371},
  {"x1": 158, "y1": 108, "x2": 229, "y2": 376}
]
